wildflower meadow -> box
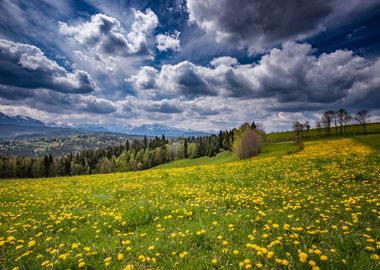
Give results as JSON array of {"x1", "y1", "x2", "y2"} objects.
[{"x1": 0, "y1": 138, "x2": 379, "y2": 269}]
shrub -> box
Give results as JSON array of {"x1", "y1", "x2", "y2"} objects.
[{"x1": 234, "y1": 123, "x2": 262, "y2": 160}]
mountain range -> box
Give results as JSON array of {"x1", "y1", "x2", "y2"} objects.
[
  {"x1": 77, "y1": 123, "x2": 210, "y2": 137},
  {"x1": 0, "y1": 112, "x2": 210, "y2": 139},
  {"x1": 0, "y1": 112, "x2": 45, "y2": 127}
]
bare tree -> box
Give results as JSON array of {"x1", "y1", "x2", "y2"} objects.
[
  {"x1": 328, "y1": 111, "x2": 336, "y2": 135},
  {"x1": 304, "y1": 121, "x2": 310, "y2": 136},
  {"x1": 337, "y1": 108, "x2": 347, "y2": 136},
  {"x1": 355, "y1": 110, "x2": 370, "y2": 134},
  {"x1": 316, "y1": 121, "x2": 321, "y2": 136},
  {"x1": 333, "y1": 111, "x2": 338, "y2": 135},
  {"x1": 293, "y1": 121, "x2": 303, "y2": 136},
  {"x1": 321, "y1": 111, "x2": 335, "y2": 135},
  {"x1": 321, "y1": 115, "x2": 328, "y2": 135},
  {"x1": 343, "y1": 111, "x2": 351, "y2": 134}
]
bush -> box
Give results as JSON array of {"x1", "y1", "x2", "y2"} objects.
[{"x1": 234, "y1": 123, "x2": 263, "y2": 160}]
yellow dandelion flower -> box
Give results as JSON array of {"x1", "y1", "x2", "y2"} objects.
[
  {"x1": 40, "y1": 260, "x2": 50, "y2": 267},
  {"x1": 28, "y1": 240, "x2": 36, "y2": 248},
  {"x1": 59, "y1": 253, "x2": 70, "y2": 261},
  {"x1": 320, "y1": 255, "x2": 328, "y2": 261},
  {"x1": 299, "y1": 252, "x2": 308, "y2": 263},
  {"x1": 117, "y1": 253, "x2": 124, "y2": 261},
  {"x1": 123, "y1": 264, "x2": 134, "y2": 270}
]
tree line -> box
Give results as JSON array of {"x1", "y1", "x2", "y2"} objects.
[
  {"x1": 293, "y1": 109, "x2": 371, "y2": 136},
  {"x1": 0, "y1": 128, "x2": 243, "y2": 179}
]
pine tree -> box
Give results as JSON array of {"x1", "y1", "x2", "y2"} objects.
[{"x1": 184, "y1": 138, "x2": 188, "y2": 158}]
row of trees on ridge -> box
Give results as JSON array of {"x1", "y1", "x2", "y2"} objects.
[{"x1": 293, "y1": 109, "x2": 371, "y2": 136}]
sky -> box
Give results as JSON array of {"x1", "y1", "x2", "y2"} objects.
[{"x1": 0, "y1": 0, "x2": 380, "y2": 132}]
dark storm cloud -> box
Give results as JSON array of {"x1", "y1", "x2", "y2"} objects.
[
  {"x1": 0, "y1": 39, "x2": 96, "y2": 93},
  {"x1": 187, "y1": 0, "x2": 332, "y2": 52},
  {"x1": 186, "y1": 0, "x2": 380, "y2": 53}
]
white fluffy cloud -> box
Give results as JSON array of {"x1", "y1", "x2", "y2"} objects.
[
  {"x1": 59, "y1": 10, "x2": 158, "y2": 57},
  {"x1": 129, "y1": 9, "x2": 159, "y2": 51},
  {"x1": 156, "y1": 31, "x2": 181, "y2": 52},
  {"x1": 127, "y1": 66, "x2": 158, "y2": 90},
  {"x1": 210, "y1": 56, "x2": 238, "y2": 67}
]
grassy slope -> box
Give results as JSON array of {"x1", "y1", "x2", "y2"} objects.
[
  {"x1": 151, "y1": 150, "x2": 237, "y2": 170},
  {"x1": 0, "y1": 138, "x2": 379, "y2": 270},
  {"x1": 152, "y1": 143, "x2": 299, "y2": 170}
]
